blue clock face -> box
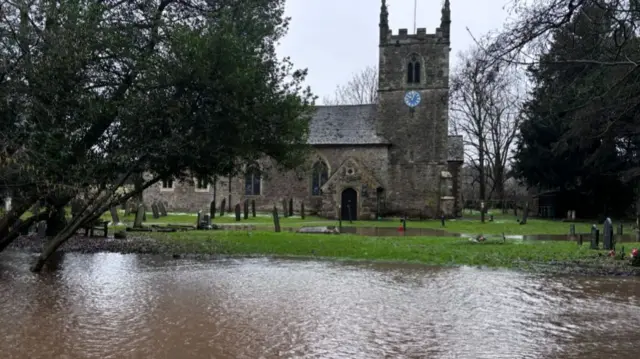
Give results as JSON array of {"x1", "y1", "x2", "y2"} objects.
[{"x1": 404, "y1": 91, "x2": 421, "y2": 108}]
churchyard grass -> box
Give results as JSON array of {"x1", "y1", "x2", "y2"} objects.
[
  {"x1": 146, "y1": 230, "x2": 629, "y2": 270},
  {"x1": 97, "y1": 209, "x2": 615, "y2": 236}
]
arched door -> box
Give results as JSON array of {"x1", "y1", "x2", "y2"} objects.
[{"x1": 341, "y1": 188, "x2": 357, "y2": 220}]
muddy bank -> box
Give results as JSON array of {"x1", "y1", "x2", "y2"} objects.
[{"x1": 6, "y1": 234, "x2": 640, "y2": 277}]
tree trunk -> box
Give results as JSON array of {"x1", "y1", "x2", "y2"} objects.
[
  {"x1": 0, "y1": 201, "x2": 33, "y2": 241},
  {"x1": 45, "y1": 205, "x2": 67, "y2": 237},
  {"x1": 478, "y1": 138, "x2": 486, "y2": 203},
  {"x1": 0, "y1": 210, "x2": 51, "y2": 253},
  {"x1": 31, "y1": 216, "x2": 86, "y2": 272}
]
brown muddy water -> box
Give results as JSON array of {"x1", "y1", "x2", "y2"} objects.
[{"x1": 2, "y1": 252, "x2": 640, "y2": 359}]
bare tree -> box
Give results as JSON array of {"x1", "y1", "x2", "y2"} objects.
[
  {"x1": 323, "y1": 65, "x2": 378, "y2": 105},
  {"x1": 449, "y1": 45, "x2": 523, "y2": 206}
]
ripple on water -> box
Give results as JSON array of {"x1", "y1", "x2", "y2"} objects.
[{"x1": 1, "y1": 253, "x2": 640, "y2": 359}]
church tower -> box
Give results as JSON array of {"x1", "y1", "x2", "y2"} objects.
[{"x1": 376, "y1": 0, "x2": 453, "y2": 217}]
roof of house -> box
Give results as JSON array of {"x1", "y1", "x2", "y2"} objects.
[
  {"x1": 307, "y1": 104, "x2": 464, "y2": 162},
  {"x1": 307, "y1": 105, "x2": 389, "y2": 145}
]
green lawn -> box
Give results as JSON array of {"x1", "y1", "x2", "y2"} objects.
[
  {"x1": 98, "y1": 210, "x2": 617, "y2": 235},
  {"x1": 146, "y1": 230, "x2": 627, "y2": 269}
]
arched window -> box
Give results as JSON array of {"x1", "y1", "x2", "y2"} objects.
[
  {"x1": 244, "y1": 166, "x2": 261, "y2": 196},
  {"x1": 311, "y1": 161, "x2": 329, "y2": 196},
  {"x1": 407, "y1": 55, "x2": 421, "y2": 84}
]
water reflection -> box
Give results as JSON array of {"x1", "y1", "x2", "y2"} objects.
[{"x1": 1, "y1": 251, "x2": 640, "y2": 358}]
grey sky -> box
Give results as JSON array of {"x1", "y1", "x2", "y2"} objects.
[{"x1": 276, "y1": 0, "x2": 510, "y2": 104}]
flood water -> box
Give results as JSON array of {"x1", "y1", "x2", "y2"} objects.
[{"x1": 2, "y1": 252, "x2": 640, "y2": 358}]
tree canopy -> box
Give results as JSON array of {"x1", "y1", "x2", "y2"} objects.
[
  {"x1": 486, "y1": 0, "x2": 640, "y2": 216},
  {"x1": 0, "y1": 0, "x2": 315, "y2": 270}
]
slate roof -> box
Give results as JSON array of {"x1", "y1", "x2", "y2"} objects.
[
  {"x1": 307, "y1": 104, "x2": 464, "y2": 163},
  {"x1": 307, "y1": 105, "x2": 390, "y2": 145}
]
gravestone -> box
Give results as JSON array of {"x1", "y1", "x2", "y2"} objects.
[
  {"x1": 520, "y1": 203, "x2": 529, "y2": 225},
  {"x1": 196, "y1": 211, "x2": 202, "y2": 229},
  {"x1": 110, "y1": 206, "x2": 120, "y2": 224},
  {"x1": 590, "y1": 225, "x2": 599, "y2": 249},
  {"x1": 203, "y1": 214, "x2": 211, "y2": 227},
  {"x1": 251, "y1": 200, "x2": 256, "y2": 217},
  {"x1": 288, "y1": 198, "x2": 293, "y2": 217},
  {"x1": 301, "y1": 202, "x2": 305, "y2": 219},
  {"x1": 228, "y1": 195, "x2": 232, "y2": 212},
  {"x1": 272, "y1": 206, "x2": 281, "y2": 232},
  {"x1": 480, "y1": 202, "x2": 485, "y2": 223},
  {"x1": 219, "y1": 198, "x2": 226, "y2": 217},
  {"x1": 210, "y1": 200, "x2": 216, "y2": 219},
  {"x1": 134, "y1": 204, "x2": 144, "y2": 228},
  {"x1": 243, "y1": 200, "x2": 249, "y2": 219},
  {"x1": 235, "y1": 204, "x2": 241, "y2": 221},
  {"x1": 37, "y1": 221, "x2": 47, "y2": 238},
  {"x1": 282, "y1": 199, "x2": 287, "y2": 218},
  {"x1": 603, "y1": 217, "x2": 614, "y2": 250},
  {"x1": 151, "y1": 203, "x2": 160, "y2": 219},
  {"x1": 158, "y1": 202, "x2": 168, "y2": 217}
]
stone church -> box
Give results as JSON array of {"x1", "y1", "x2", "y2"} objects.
[{"x1": 144, "y1": 0, "x2": 463, "y2": 220}]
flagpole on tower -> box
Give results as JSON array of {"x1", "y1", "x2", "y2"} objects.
[{"x1": 413, "y1": 0, "x2": 417, "y2": 33}]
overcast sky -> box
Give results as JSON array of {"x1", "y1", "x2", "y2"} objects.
[{"x1": 276, "y1": 0, "x2": 512, "y2": 104}]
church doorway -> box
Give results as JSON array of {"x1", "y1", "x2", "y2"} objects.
[{"x1": 341, "y1": 188, "x2": 357, "y2": 221}]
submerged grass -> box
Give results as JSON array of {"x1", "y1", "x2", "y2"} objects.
[{"x1": 146, "y1": 230, "x2": 618, "y2": 268}]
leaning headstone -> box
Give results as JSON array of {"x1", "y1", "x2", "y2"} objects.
[
  {"x1": 590, "y1": 225, "x2": 599, "y2": 249},
  {"x1": 272, "y1": 206, "x2": 281, "y2": 232},
  {"x1": 301, "y1": 202, "x2": 305, "y2": 219},
  {"x1": 123, "y1": 200, "x2": 130, "y2": 216},
  {"x1": 37, "y1": 221, "x2": 47, "y2": 238},
  {"x1": 603, "y1": 217, "x2": 614, "y2": 250},
  {"x1": 520, "y1": 203, "x2": 529, "y2": 225},
  {"x1": 196, "y1": 211, "x2": 202, "y2": 229},
  {"x1": 134, "y1": 204, "x2": 144, "y2": 228},
  {"x1": 288, "y1": 198, "x2": 293, "y2": 217},
  {"x1": 158, "y1": 202, "x2": 168, "y2": 217},
  {"x1": 151, "y1": 203, "x2": 160, "y2": 219},
  {"x1": 209, "y1": 200, "x2": 216, "y2": 219},
  {"x1": 282, "y1": 199, "x2": 287, "y2": 218},
  {"x1": 251, "y1": 200, "x2": 256, "y2": 218},
  {"x1": 235, "y1": 204, "x2": 241, "y2": 221},
  {"x1": 243, "y1": 200, "x2": 249, "y2": 220},
  {"x1": 219, "y1": 198, "x2": 226, "y2": 217},
  {"x1": 110, "y1": 206, "x2": 120, "y2": 224}
]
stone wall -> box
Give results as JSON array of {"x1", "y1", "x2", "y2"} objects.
[
  {"x1": 376, "y1": 25, "x2": 451, "y2": 218},
  {"x1": 225, "y1": 145, "x2": 390, "y2": 217},
  {"x1": 143, "y1": 177, "x2": 229, "y2": 213}
]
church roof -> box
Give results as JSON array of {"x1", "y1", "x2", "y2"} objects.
[
  {"x1": 307, "y1": 104, "x2": 464, "y2": 163},
  {"x1": 307, "y1": 104, "x2": 390, "y2": 145}
]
